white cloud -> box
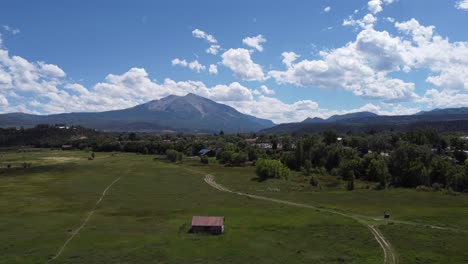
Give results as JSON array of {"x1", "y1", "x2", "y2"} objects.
[
  {"x1": 368, "y1": 0, "x2": 383, "y2": 14},
  {"x1": 209, "y1": 64, "x2": 218, "y2": 75},
  {"x1": 172, "y1": 58, "x2": 206, "y2": 72},
  {"x1": 221, "y1": 48, "x2": 266, "y2": 81},
  {"x1": 188, "y1": 60, "x2": 206, "y2": 72},
  {"x1": 2, "y1": 25, "x2": 20, "y2": 35},
  {"x1": 420, "y1": 89, "x2": 468, "y2": 108},
  {"x1": 242, "y1": 35, "x2": 267, "y2": 52},
  {"x1": 343, "y1": 14, "x2": 377, "y2": 29},
  {"x1": 456, "y1": 0, "x2": 468, "y2": 10},
  {"x1": 171, "y1": 58, "x2": 188, "y2": 67},
  {"x1": 0, "y1": 94, "x2": 8, "y2": 105},
  {"x1": 64, "y1": 83, "x2": 89, "y2": 95},
  {"x1": 395, "y1": 19, "x2": 435, "y2": 45},
  {"x1": 271, "y1": 16, "x2": 468, "y2": 104},
  {"x1": 324, "y1": 6, "x2": 331, "y2": 13},
  {"x1": 269, "y1": 27, "x2": 417, "y2": 102},
  {"x1": 281, "y1": 51, "x2": 300, "y2": 68},
  {"x1": 38, "y1": 62, "x2": 66, "y2": 77},
  {"x1": 260, "y1": 85, "x2": 275, "y2": 95},
  {"x1": 192, "y1": 29, "x2": 217, "y2": 43},
  {"x1": 206, "y1": 45, "x2": 220, "y2": 55},
  {"x1": 197, "y1": 82, "x2": 255, "y2": 102}
]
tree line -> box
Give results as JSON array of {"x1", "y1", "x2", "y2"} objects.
[{"x1": 2, "y1": 125, "x2": 468, "y2": 192}]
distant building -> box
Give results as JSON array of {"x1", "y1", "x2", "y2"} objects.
[
  {"x1": 198, "y1": 148, "x2": 215, "y2": 157},
  {"x1": 191, "y1": 216, "x2": 224, "y2": 235},
  {"x1": 61, "y1": 145, "x2": 73, "y2": 150}
]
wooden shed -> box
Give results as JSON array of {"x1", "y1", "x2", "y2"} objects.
[{"x1": 191, "y1": 216, "x2": 224, "y2": 235}]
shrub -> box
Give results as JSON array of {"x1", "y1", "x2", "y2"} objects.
[
  {"x1": 432, "y1": 182, "x2": 442, "y2": 192},
  {"x1": 166, "y1": 149, "x2": 178, "y2": 162},
  {"x1": 200, "y1": 155, "x2": 209, "y2": 164},
  {"x1": 255, "y1": 159, "x2": 290, "y2": 181}
]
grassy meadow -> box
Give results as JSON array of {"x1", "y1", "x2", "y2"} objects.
[{"x1": 1, "y1": 149, "x2": 468, "y2": 263}]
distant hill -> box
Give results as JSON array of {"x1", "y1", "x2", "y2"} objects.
[
  {"x1": 327, "y1": 111, "x2": 379, "y2": 122},
  {"x1": 0, "y1": 94, "x2": 275, "y2": 133},
  {"x1": 262, "y1": 108, "x2": 468, "y2": 134}
]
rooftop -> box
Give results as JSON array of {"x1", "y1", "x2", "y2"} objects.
[{"x1": 191, "y1": 216, "x2": 224, "y2": 227}]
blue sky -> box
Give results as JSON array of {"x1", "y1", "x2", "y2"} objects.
[{"x1": 1, "y1": 0, "x2": 468, "y2": 123}]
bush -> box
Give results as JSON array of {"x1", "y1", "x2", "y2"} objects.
[
  {"x1": 432, "y1": 182, "x2": 442, "y2": 192},
  {"x1": 310, "y1": 175, "x2": 320, "y2": 188},
  {"x1": 200, "y1": 155, "x2": 209, "y2": 164},
  {"x1": 166, "y1": 149, "x2": 179, "y2": 162},
  {"x1": 255, "y1": 159, "x2": 290, "y2": 181}
]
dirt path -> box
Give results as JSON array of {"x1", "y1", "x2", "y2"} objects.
[
  {"x1": 49, "y1": 176, "x2": 122, "y2": 262},
  {"x1": 204, "y1": 174, "x2": 397, "y2": 264}
]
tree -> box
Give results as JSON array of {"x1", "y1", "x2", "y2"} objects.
[
  {"x1": 367, "y1": 157, "x2": 390, "y2": 188},
  {"x1": 255, "y1": 159, "x2": 290, "y2": 181},
  {"x1": 302, "y1": 160, "x2": 312, "y2": 176},
  {"x1": 128, "y1": 132, "x2": 138, "y2": 141},
  {"x1": 323, "y1": 130, "x2": 338, "y2": 145},
  {"x1": 166, "y1": 149, "x2": 179, "y2": 162},
  {"x1": 388, "y1": 142, "x2": 431, "y2": 188},
  {"x1": 232, "y1": 152, "x2": 248, "y2": 166}
]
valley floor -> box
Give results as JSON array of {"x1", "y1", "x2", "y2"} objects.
[{"x1": 1, "y1": 150, "x2": 468, "y2": 263}]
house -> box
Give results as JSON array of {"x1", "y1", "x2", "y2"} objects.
[
  {"x1": 191, "y1": 216, "x2": 224, "y2": 235},
  {"x1": 198, "y1": 148, "x2": 215, "y2": 157},
  {"x1": 61, "y1": 145, "x2": 73, "y2": 150}
]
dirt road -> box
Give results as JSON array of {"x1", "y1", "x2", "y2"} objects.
[
  {"x1": 204, "y1": 174, "x2": 397, "y2": 264},
  {"x1": 49, "y1": 176, "x2": 122, "y2": 262}
]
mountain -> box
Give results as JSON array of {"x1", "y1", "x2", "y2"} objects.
[
  {"x1": 327, "y1": 111, "x2": 379, "y2": 122},
  {"x1": 262, "y1": 108, "x2": 468, "y2": 134},
  {"x1": 302, "y1": 117, "x2": 326, "y2": 123},
  {"x1": 0, "y1": 93, "x2": 275, "y2": 133}
]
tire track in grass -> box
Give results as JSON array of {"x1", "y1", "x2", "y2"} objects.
[
  {"x1": 203, "y1": 174, "x2": 397, "y2": 264},
  {"x1": 49, "y1": 176, "x2": 122, "y2": 262}
]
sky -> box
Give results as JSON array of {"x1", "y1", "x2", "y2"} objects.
[{"x1": 0, "y1": 0, "x2": 468, "y2": 123}]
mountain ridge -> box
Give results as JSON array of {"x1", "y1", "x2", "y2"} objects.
[
  {"x1": 263, "y1": 107, "x2": 468, "y2": 134},
  {"x1": 0, "y1": 94, "x2": 275, "y2": 133}
]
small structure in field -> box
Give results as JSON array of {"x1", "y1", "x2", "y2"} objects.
[
  {"x1": 191, "y1": 216, "x2": 224, "y2": 235},
  {"x1": 61, "y1": 145, "x2": 73, "y2": 150},
  {"x1": 384, "y1": 212, "x2": 390, "y2": 219}
]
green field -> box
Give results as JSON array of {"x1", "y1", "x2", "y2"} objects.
[{"x1": 1, "y1": 150, "x2": 468, "y2": 263}]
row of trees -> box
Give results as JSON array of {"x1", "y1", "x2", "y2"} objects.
[{"x1": 3, "y1": 125, "x2": 468, "y2": 192}]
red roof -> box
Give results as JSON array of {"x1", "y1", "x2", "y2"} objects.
[{"x1": 191, "y1": 216, "x2": 224, "y2": 227}]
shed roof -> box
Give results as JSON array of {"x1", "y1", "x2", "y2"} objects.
[
  {"x1": 198, "y1": 149, "x2": 213, "y2": 155},
  {"x1": 191, "y1": 216, "x2": 224, "y2": 227}
]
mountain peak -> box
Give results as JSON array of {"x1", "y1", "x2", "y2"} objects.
[{"x1": 0, "y1": 94, "x2": 275, "y2": 133}]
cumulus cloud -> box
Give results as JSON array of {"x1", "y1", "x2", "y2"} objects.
[
  {"x1": 206, "y1": 45, "x2": 220, "y2": 55},
  {"x1": 420, "y1": 89, "x2": 468, "y2": 108},
  {"x1": 281, "y1": 52, "x2": 300, "y2": 68},
  {"x1": 242, "y1": 35, "x2": 267, "y2": 52},
  {"x1": 172, "y1": 58, "x2": 206, "y2": 72},
  {"x1": 456, "y1": 0, "x2": 468, "y2": 10},
  {"x1": 260, "y1": 85, "x2": 275, "y2": 95},
  {"x1": 209, "y1": 64, "x2": 218, "y2": 75},
  {"x1": 271, "y1": 16, "x2": 468, "y2": 104},
  {"x1": 192, "y1": 29, "x2": 217, "y2": 43},
  {"x1": 269, "y1": 27, "x2": 417, "y2": 102},
  {"x1": 368, "y1": 0, "x2": 383, "y2": 14},
  {"x1": 343, "y1": 14, "x2": 377, "y2": 29},
  {"x1": 324, "y1": 6, "x2": 331, "y2": 13},
  {"x1": 221, "y1": 48, "x2": 266, "y2": 81}
]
